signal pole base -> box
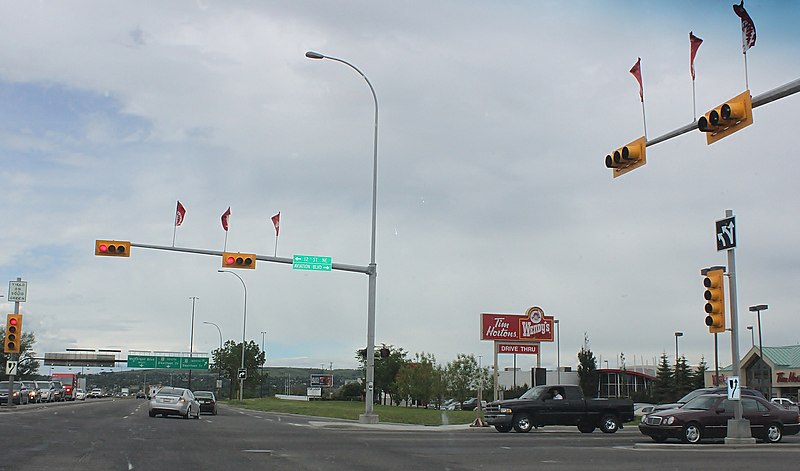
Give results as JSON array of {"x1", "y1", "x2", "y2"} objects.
[
  {"x1": 724, "y1": 419, "x2": 756, "y2": 444},
  {"x1": 359, "y1": 413, "x2": 379, "y2": 424}
]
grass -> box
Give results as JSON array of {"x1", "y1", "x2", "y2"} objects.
[{"x1": 225, "y1": 398, "x2": 481, "y2": 426}]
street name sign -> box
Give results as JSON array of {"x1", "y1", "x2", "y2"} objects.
[{"x1": 292, "y1": 254, "x2": 332, "y2": 271}]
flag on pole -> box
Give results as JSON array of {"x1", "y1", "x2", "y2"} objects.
[
  {"x1": 630, "y1": 58, "x2": 644, "y2": 102},
  {"x1": 175, "y1": 201, "x2": 186, "y2": 227},
  {"x1": 689, "y1": 32, "x2": 703, "y2": 80},
  {"x1": 271, "y1": 212, "x2": 281, "y2": 237},
  {"x1": 221, "y1": 207, "x2": 231, "y2": 231},
  {"x1": 733, "y1": 1, "x2": 756, "y2": 52}
]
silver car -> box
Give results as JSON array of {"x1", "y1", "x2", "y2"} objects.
[{"x1": 148, "y1": 387, "x2": 200, "y2": 419}]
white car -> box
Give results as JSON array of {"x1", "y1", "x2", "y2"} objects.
[
  {"x1": 89, "y1": 388, "x2": 104, "y2": 398},
  {"x1": 771, "y1": 397, "x2": 799, "y2": 411},
  {"x1": 75, "y1": 388, "x2": 87, "y2": 400}
]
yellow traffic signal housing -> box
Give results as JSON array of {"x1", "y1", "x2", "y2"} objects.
[
  {"x1": 605, "y1": 136, "x2": 646, "y2": 178},
  {"x1": 4, "y1": 314, "x2": 23, "y2": 353},
  {"x1": 222, "y1": 252, "x2": 256, "y2": 269},
  {"x1": 697, "y1": 90, "x2": 753, "y2": 145},
  {"x1": 95, "y1": 240, "x2": 131, "y2": 257},
  {"x1": 703, "y1": 268, "x2": 726, "y2": 334}
]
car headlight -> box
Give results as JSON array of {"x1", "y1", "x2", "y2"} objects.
[
  {"x1": 499, "y1": 408, "x2": 512, "y2": 414},
  {"x1": 665, "y1": 416, "x2": 675, "y2": 425}
]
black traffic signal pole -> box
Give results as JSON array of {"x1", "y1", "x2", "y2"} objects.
[
  {"x1": 130, "y1": 242, "x2": 370, "y2": 275},
  {"x1": 645, "y1": 77, "x2": 800, "y2": 147}
]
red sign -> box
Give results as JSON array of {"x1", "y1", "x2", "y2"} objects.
[
  {"x1": 497, "y1": 343, "x2": 539, "y2": 354},
  {"x1": 481, "y1": 306, "x2": 554, "y2": 342}
]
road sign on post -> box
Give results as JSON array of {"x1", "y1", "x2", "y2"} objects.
[
  {"x1": 716, "y1": 216, "x2": 736, "y2": 251},
  {"x1": 238, "y1": 368, "x2": 247, "y2": 379}
]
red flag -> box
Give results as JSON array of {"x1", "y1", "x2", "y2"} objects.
[
  {"x1": 271, "y1": 212, "x2": 280, "y2": 237},
  {"x1": 629, "y1": 58, "x2": 643, "y2": 102},
  {"x1": 733, "y1": 1, "x2": 756, "y2": 52},
  {"x1": 689, "y1": 32, "x2": 703, "y2": 80},
  {"x1": 175, "y1": 201, "x2": 186, "y2": 227},
  {"x1": 221, "y1": 207, "x2": 231, "y2": 231}
]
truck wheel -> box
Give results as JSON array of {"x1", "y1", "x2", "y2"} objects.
[
  {"x1": 599, "y1": 414, "x2": 619, "y2": 433},
  {"x1": 512, "y1": 414, "x2": 534, "y2": 433},
  {"x1": 577, "y1": 421, "x2": 596, "y2": 433},
  {"x1": 494, "y1": 424, "x2": 512, "y2": 433}
]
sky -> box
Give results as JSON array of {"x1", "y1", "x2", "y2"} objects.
[{"x1": 1, "y1": 0, "x2": 799, "y2": 376}]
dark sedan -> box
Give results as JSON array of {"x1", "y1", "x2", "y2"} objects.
[
  {"x1": 639, "y1": 393, "x2": 800, "y2": 443},
  {"x1": 193, "y1": 390, "x2": 217, "y2": 415}
]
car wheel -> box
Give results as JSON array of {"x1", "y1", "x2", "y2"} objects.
[
  {"x1": 682, "y1": 423, "x2": 702, "y2": 444},
  {"x1": 212, "y1": 408, "x2": 217, "y2": 415},
  {"x1": 650, "y1": 435, "x2": 668, "y2": 443},
  {"x1": 764, "y1": 423, "x2": 783, "y2": 443},
  {"x1": 149, "y1": 410, "x2": 156, "y2": 417},
  {"x1": 599, "y1": 414, "x2": 619, "y2": 434},
  {"x1": 183, "y1": 409, "x2": 190, "y2": 419},
  {"x1": 512, "y1": 414, "x2": 534, "y2": 433},
  {"x1": 494, "y1": 424, "x2": 512, "y2": 433},
  {"x1": 577, "y1": 421, "x2": 596, "y2": 433}
]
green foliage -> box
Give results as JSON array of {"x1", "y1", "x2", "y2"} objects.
[
  {"x1": 0, "y1": 330, "x2": 39, "y2": 379},
  {"x1": 211, "y1": 339, "x2": 265, "y2": 399},
  {"x1": 577, "y1": 333, "x2": 598, "y2": 397},
  {"x1": 445, "y1": 353, "x2": 480, "y2": 405},
  {"x1": 333, "y1": 381, "x2": 363, "y2": 401},
  {"x1": 356, "y1": 345, "x2": 408, "y2": 405},
  {"x1": 673, "y1": 356, "x2": 693, "y2": 399},
  {"x1": 691, "y1": 356, "x2": 709, "y2": 390},
  {"x1": 652, "y1": 352, "x2": 674, "y2": 402},
  {"x1": 395, "y1": 352, "x2": 437, "y2": 407}
]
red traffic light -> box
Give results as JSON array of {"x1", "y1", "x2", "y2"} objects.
[
  {"x1": 9, "y1": 317, "x2": 17, "y2": 327},
  {"x1": 95, "y1": 240, "x2": 131, "y2": 257},
  {"x1": 221, "y1": 252, "x2": 256, "y2": 269}
]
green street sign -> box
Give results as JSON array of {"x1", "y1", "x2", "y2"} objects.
[
  {"x1": 127, "y1": 355, "x2": 156, "y2": 368},
  {"x1": 155, "y1": 356, "x2": 182, "y2": 369},
  {"x1": 180, "y1": 357, "x2": 209, "y2": 370},
  {"x1": 293, "y1": 254, "x2": 332, "y2": 271}
]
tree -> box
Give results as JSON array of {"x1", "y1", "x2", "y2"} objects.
[
  {"x1": 577, "y1": 333, "x2": 598, "y2": 398},
  {"x1": 395, "y1": 352, "x2": 437, "y2": 407},
  {"x1": 210, "y1": 340, "x2": 265, "y2": 400},
  {"x1": 691, "y1": 356, "x2": 709, "y2": 390},
  {"x1": 356, "y1": 345, "x2": 407, "y2": 404},
  {"x1": 445, "y1": 353, "x2": 480, "y2": 406},
  {"x1": 673, "y1": 356, "x2": 693, "y2": 399},
  {"x1": 1, "y1": 329, "x2": 39, "y2": 379},
  {"x1": 652, "y1": 352, "x2": 674, "y2": 403}
]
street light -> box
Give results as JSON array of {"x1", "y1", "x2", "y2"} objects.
[
  {"x1": 203, "y1": 321, "x2": 223, "y2": 398},
  {"x1": 674, "y1": 332, "x2": 684, "y2": 369},
  {"x1": 218, "y1": 269, "x2": 248, "y2": 401},
  {"x1": 306, "y1": 50, "x2": 380, "y2": 424},
  {"x1": 188, "y1": 296, "x2": 198, "y2": 390},
  {"x1": 749, "y1": 304, "x2": 769, "y2": 397},
  {"x1": 554, "y1": 319, "x2": 561, "y2": 384},
  {"x1": 746, "y1": 325, "x2": 754, "y2": 348}
]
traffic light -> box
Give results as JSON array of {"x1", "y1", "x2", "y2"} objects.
[
  {"x1": 605, "y1": 136, "x2": 646, "y2": 178},
  {"x1": 697, "y1": 90, "x2": 753, "y2": 145},
  {"x1": 380, "y1": 347, "x2": 390, "y2": 359},
  {"x1": 703, "y1": 267, "x2": 726, "y2": 334},
  {"x1": 222, "y1": 252, "x2": 256, "y2": 269},
  {"x1": 4, "y1": 314, "x2": 23, "y2": 353},
  {"x1": 95, "y1": 240, "x2": 131, "y2": 257}
]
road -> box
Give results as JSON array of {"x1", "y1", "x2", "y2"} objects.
[{"x1": 2, "y1": 399, "x2": 800, "y2": 470}]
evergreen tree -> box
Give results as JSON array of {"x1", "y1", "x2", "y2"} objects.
[
  {"x1": 691, "y1": 356, "x2": 709, "y2": 390},
  {"x1": 673, "y1": 356, "x2": 693, "y2": 399},
  {"x1": 577, "y1": 333, "x2": 598, "y2": 397},
  {"x1": 652, "y1": 352, "x2": 674, "y2": 402}
]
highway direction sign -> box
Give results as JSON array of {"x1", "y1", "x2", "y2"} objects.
[{"x1": 293, "y1": 254, "x2": 332, "y2": 271}]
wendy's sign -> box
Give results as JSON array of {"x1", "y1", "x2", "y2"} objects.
[{"x1": 481, "y1": 306, "x2": 554, "y2": 342}]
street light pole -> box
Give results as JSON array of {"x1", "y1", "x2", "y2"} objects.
[
  {"x1": 674, "y1": 332, "x2": 684, "y2": 370},
  {"x1": 554, "y1": 319, "x2": 561, "y2": 384},
  {"x1": 188, "y1": 296, "x2": 198, "y2": 390},
  {"x1": 203, "y1": 321, "x2": 223, "y2": 398},
  {"x1": 218, "y1": 269, "x2": 248, "y2": 401},
  {"x1": 306, "y1": 50, "x2": 380, "y2": 424},
  {"x1": 261, "y1": 331, "x2": 267, "y2": 398},
  {"x1": 746, "y1": 325, "x2": 754, "y2": 348},
  {"x1": 749, "y1": 304, "x2": 769, "y2": 397}
]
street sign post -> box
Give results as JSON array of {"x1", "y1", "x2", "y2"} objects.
[{"x1": 292, "y1": 254, "x2": 332, "y2": 271}]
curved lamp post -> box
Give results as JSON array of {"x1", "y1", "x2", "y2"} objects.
[
  {"x1": 203, "y1": 321, "x2": 223, "y2": 397},
  {"x1": 218, "y1": 269, "x2": 248, "y2": 401},
  {"x1": 306, "y1": 50, "x2": 379, "y2": 423}
]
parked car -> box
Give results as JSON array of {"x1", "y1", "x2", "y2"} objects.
[
  {"x1": 459, "y1": 397, "x2": 488, "y2": 411},
  {"x1": 193, "y1": 390, "x2": 217, "y2": 415},
  {"x1": 771, "y1": 397, "x2": 799, "y2": 412},
  {"x1": 439, "y1": 399, "x2": 458, "y2": 410},
  {"x1": 651, "y1": 386, "x2": 765, "y2": 412},
  {"x1": 21, "y1": 381, "x2": 41, "y2": 403},
  {"x1": 75, "y1": 388, "x2": 87, "y2": 400},
  {"x1": 639, "y1": 393, "x2": 800, "y2": 443},
  {"x1": 148, "y1": 387, "x2": 200, "y2": 419},
  {"x1": 0, "y1": 381, "x2": 30, "y2": 405},
  {"x1": 634, "y1": 402, "x2": 655, "y2": 416}
]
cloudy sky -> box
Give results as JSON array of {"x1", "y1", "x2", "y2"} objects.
[{"x1": 1, "y1": 1, "x2": 798, "y2": 375}]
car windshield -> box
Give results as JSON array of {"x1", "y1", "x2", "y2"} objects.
[
  {"x1": 682, "y1": 395, "x2": 719, "y2": 411},
  {"x1": 676, "y1": 389, "x2": 713, "y2": 404}
]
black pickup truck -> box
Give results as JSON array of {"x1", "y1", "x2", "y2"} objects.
[{"x1": 484, "y1": 384, "x2": 634, "y2": 433}]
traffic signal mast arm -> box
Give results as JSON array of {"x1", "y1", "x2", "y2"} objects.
[{"x1": 128, "y1": 242, "x2": 371, "y2": 275}]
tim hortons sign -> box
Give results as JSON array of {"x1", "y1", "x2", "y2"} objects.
[{"x1": 481, "y1": 306, "x2": 554, "y2": 342}]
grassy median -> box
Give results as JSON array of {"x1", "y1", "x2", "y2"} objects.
[{"x1": 225, "y1": 398, "x2": 481, "y2": 426}]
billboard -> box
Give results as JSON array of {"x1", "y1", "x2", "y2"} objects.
[{"x1": 481, "y1": 306, "x2": 554, "y2": 342}]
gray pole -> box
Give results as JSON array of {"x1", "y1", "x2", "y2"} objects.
[
  {"x1": 555, "y1": 319, "x2": 561, "y2": 384},
  {"x1": 749, "y1": 305, "x2": 769, "y2": 398},
  {"x1": 261, "y1": 331, "x2": 267, "y2": 398},
  {"x1": 203, "y1": 321, "x2": 223, "y2": 398},
  {"x1": 218, "y1": 270, "x2": 247, "y2": 401},
  {"x1": 306, "y1": 51, "x2": 379, "y2": 424},
  {"x1": 188, "y1": 296, "x2": 198, "y2": 390},
  {"x1": 6, "y1": 277, "x2": 22, "y2": 407},
  {"x1": 724, "y1": 209, "x2": 752, "y2": 443}
]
